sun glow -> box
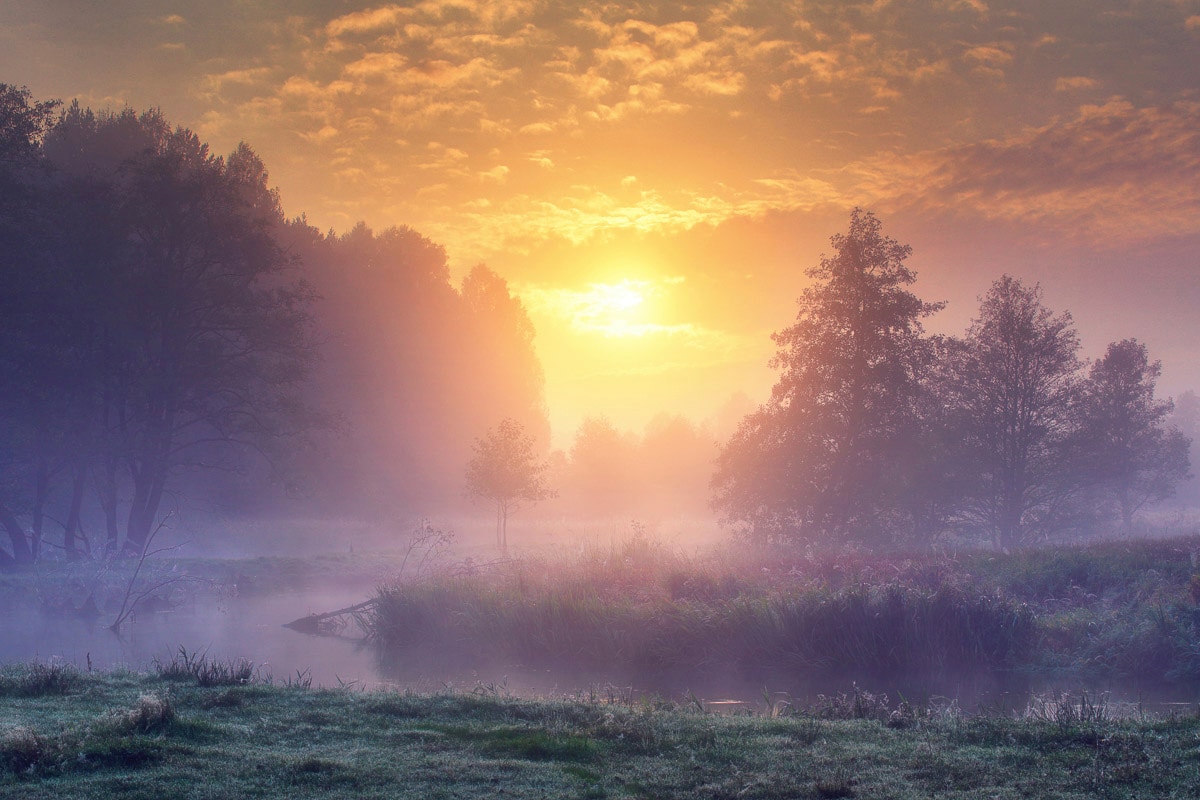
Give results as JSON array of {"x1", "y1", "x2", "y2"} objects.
[
  {"x1": 522, "y1": 278, "x2": 663, "y2": 338},
  {"x1": 576, "y1": 280, "x2": 650, "y2": 337}
]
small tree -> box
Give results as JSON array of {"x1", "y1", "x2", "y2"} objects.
[{"x1": 465, "y1": 418, "x2": 553, "y2": 548}]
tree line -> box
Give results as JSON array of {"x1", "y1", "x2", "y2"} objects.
[
  {"x1": 712, "y1": 210, "x2": 1191, "y2": 549},
  {"x1": 0, "y1": 85, "x2": 546, "y2": 565},
  {"x1": 1, "y1": 82, "x2": 1192, "y2": 563}
]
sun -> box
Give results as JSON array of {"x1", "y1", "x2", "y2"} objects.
[
  {"x1": 519, "y1": 278, "x2": 657, "y2": 339},
  {"x1": 574, "y1": 279, "x2": 651, "y2": 337}
]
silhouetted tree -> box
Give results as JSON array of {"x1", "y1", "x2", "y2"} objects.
[
  {"x1": 712, "y1": 209, "x2": 942, "y2": 544},
  {"x1": 0, "y1": 99, "x2": 320, "y2": 561},
  {"x1": 941, "y1": 276, "x2": 1082, "y2": 549},
  {"x1": 465, "y1": 418, "x2": 553, "y2": 548},
  {"x1": 1074, "y1": 339, "x2": 1191, "y2": 533},
  {"x1": 460, "y1": 265, "x2": 550, "y2": 445},
  {"x1": 295, "y1": 231, "x2": 550, "y2": 516},
  {"x1": 0, "y1": 84, "x2": 63, "y2": 564}
]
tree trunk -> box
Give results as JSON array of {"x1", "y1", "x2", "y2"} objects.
[
  {"x1": 501, "y1": 500, "x2": 508, "y2": 550},
  {"x1": 1119, "y1": 489, "x2": 1135, "y2": 536},
  {"x1": 99, "y1": 454, "x2": 121, "y2": 556},
  {"x1": 63, "y1": 460, "x2": 88, "y2": 560},
  {"x1": 31, "y1": 460, "x2": 50, "y2": 560},
  {"x1": 0, "y1": 505, "x2": 33, "y2": 566}
]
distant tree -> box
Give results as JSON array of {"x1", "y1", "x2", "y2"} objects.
[
  {"x1": 566, "y1": 416, "x2": 639, "y2": 516},
  {"x1": 460, "y1": 265, "x2": 550, "y2": 445},
  {"x1": 941, "y1": 276, "x2": 1083, "y2": 549},
  {"x1": 1074, "y1": 339, "x2": 1191, "y2": 533},
  {"x1": 712, "y1": 209, "x2": 942, "y2": 544},
  {"x1": 1169, "y1": 391, "x2": 1200, "y2": 505},
  {"x1": 465, "y1": 418, "x2": 554, "y2": 548},
  {"x1": 636, "y1": 414, "x2": 718, "y2": 515}
]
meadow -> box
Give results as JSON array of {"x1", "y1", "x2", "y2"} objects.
[{"x1": 3, "y1": 660, "x2": 1200, "y2": 799}]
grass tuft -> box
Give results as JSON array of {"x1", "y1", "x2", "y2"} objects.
[
  {"x1": 0, "y1": 662, "x2": 80, "y2": 697},
  {"x1": 154, "y1": 647, "x2": 259, "y2": 687}
]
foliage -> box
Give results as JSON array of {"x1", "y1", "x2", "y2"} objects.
[
  {"x1": 153, "y1": 647, "x2": 260, "y2": 687},
  {"x1": 713, "y1": 208, "x2": 943, "y2": 544},
  {"x1": 366, "y1": 534, "x2": 1200, "y2": 683},
  {"x1": 938, "y1": 276, "x2": 1084, "y2": 548},
  {"x1": 0, "y1": 97, "x2": 320, "y2": 561},
  {"x1": 714, "y1": 214, "x2": 1190, "y2": 549},
  {"x1": 369, "y1": 537, "x2": 1035, "y2": 676},
  {"x1": 0, "y1": 662, "x2": 79, "y2": 698}
]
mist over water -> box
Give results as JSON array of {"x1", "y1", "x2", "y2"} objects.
[
  {"x1": 4, "y1": 597, "x2": 1195, "y2": 716},
  {"x1": 5, "y1": 553, "x2": 1200, "y2": 717}
]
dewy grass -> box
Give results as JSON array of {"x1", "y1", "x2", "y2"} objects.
[
  {"x1": 368, "y1": 534, "x2": 1200, "y2": 683},
  {"x1": 2, "y1": 666, "x2": 1199, "y2": 799},
  {"x1": 0, "y1": 662, "x2": 80, "y2": 698},
  {"x1": 153, "y1": 647, "x2": 260, "y2": 687}
]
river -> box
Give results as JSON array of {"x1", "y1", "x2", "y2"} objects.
[{"x1": 4, "y1": 588, "x2": 1199, "y2": 715}]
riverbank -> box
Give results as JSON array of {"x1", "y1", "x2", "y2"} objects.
[
  {"x1": 3, "y1": 662, "x2": 1200, "y2": 799},
  {"x1": 371, "y1": 534, "x2": 1200, "y2": 683}
]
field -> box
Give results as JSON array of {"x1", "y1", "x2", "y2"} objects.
[{"x1": 3, "y1": 662, "x2": 1200, "y2": 799}]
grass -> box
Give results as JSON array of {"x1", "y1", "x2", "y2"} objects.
[
  {"x1": 152, "y1": 648, "x2": 260, "y2": 687},
  {"x1": 368, "y1": 533, "x2": 1200, "y2": 684},
  {"x1": 1, "y1": 666, "x2": 1199, "y2": 798}
]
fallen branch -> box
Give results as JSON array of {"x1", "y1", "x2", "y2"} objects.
[{"x1": 283, "y1": 599, "x2": 377, "y2": 635}]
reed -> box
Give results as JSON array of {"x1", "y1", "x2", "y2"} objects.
[{"x1": 369, "y1": 534, "x2": 1200, "y2": 682}]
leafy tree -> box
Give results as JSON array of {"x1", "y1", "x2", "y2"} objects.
[
  {"x1": 712, "y1": 209, "x2": 942, "y2": 544},
  {"x1": 1074, "y1": 339, "x2": 1191, "y2": 533},
  {"x1": 0, "y1": 100, "x2": 320, "y2": 562},
  {"x1": 0, "y1": 84, "x2": 57, "y2": 167},
  {"x1": 0, "y1": 85, "x2": 66, "y2": 564},
  {"x1": 465, "y1": 418, "x2": 553, "y2": 548},
  {"x1": 941, "y1": 276, "x2": 1082, "y2": 549}
]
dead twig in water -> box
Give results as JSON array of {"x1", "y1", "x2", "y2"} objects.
[{"x1": 109, "y1": 513, "x2": 207, "y2": 632}]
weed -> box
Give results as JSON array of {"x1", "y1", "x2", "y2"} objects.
[
  {"x1": 0, "y1": 726, "x2": 53, "y2": 774},
  {"x1": 153, "y1": 646, "x2": 258, "y2": 687}
]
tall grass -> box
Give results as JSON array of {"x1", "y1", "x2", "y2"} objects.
[
  {"x1": 369, "y1": 536, "x2": 1035, "y2": 676},
  {"x1": 368, "y1": 534, "x2": 1200, "y2": 682}
]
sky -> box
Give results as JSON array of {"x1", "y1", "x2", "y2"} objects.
[{"x1": 3, "y1": 0, "x2": 1199, "y2": 446}]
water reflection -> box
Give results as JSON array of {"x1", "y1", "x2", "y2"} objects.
[{"x1": 4, "y1": 592, "x2": 1199, "y2": 715}]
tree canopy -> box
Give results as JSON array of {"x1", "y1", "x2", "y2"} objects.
[
  {"x1": 714, "y1": 217, "x2": 1191, "y2": 550},
  {"x1": 712, "y1": 209, "x2": 942, "y2": 544},
  {"x1": 0, "y1": 100, "x2": 320, "y2": 560}
]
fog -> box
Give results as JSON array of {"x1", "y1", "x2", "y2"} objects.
[{"x1": 3, "y1": 89, "x2": 1200, "y2": 713}]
